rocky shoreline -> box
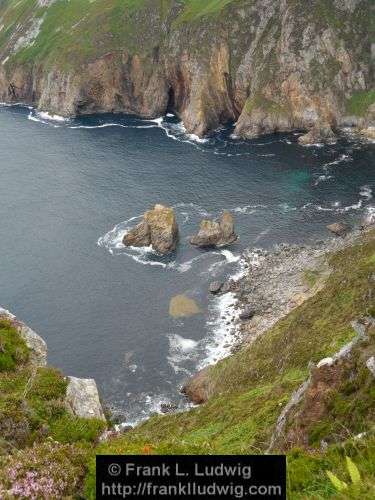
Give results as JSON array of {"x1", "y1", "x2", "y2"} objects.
[{"x1": 183, "y1": 225, "x2": 371, "y2": 403}]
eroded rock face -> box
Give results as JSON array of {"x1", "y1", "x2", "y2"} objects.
[
  {"x1": 123, "y1": 204, "x2": 179, "y2": 254},
  {"x1": 65, "y1": 376, "x2": 106, "y2": 421},
  {"x1": 190, "y1": 211, "x2": 238, "y2": 248},
  {"x1": 0, "y1": 1, "x2": 372, "y2": 139}
]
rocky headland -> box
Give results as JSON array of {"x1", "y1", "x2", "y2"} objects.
[{"x1": 0, "y1": 1, "x2": 373, "y2": 143}]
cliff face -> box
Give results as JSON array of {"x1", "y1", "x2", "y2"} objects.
[{"x1": 0, "y1": 0, "x2": 373, "y2": 139}]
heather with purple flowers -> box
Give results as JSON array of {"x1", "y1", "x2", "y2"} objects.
[{"x1": 0, "y1": 441, "x2": 87, "y2": 499}]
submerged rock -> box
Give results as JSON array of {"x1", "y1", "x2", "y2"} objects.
[
  {"x1": 190, "y1": 211, "x2": 238, "y2": 248},
  {"x1": 123, "y1": 204, "x2": 179, "y2": 254},
  {"x1": 66, "y1": 376, "x2": 106, "y2": 421},
  {"x1": 327, "y1": 222, "x2": 350, "y2": 237},
  {"x1": 169, "y1": 294, "x2": 201, "y2": 318}
]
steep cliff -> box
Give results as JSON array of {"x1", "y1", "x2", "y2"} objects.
[{"x1": 0, "y1": 0, "x2": 374, "y2": 139}]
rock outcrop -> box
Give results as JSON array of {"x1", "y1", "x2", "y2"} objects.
[
  {"x1": 0, "y1": 307, "x2": 47, "y2": 367},
  {"x1": 65, "y1": 376, "x2": 106, "y2": 421},
  {"x1": 0, "y1": 1, "x2": 373, "y2": 140},
  {"x1": 0, "y1": 306, "x2": 106, "y2": 422},
  {"x1": 123, "y1": 204, "x2": 179, "y2": 254},
  {"x1": 190, "y1": 211, "x2": 238, "y2": 248},
  {"x1": 298, "y1": 124, "x2": 336, "y2": 146},
  {"x1": 181, "y1": 367, "x2": 212, "y2": 405}
]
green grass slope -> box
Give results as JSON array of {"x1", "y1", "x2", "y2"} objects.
[
  {"x1": 85, "y1": 231, "x2": 375, "y2": 499},
  {"x1": 0, "y1": 319, "x2": 106, "y2": 497}
]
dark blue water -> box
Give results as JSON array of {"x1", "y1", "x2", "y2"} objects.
[{"x1": 0, "y1": 105, "x2": 374, "y2": 422}]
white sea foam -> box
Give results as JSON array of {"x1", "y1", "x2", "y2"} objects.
[
  {"x1": 97, "y1": 216, "x2": 173, "y2": 268},
  {"x1": 173, "y1": 202, "x2": 211, "y2": 218},
  {"x1": 314, "y1": 174, "x2": 333, "y2": 185},
  {"x1": 167, "y1": 334, "x2": 199, "y2": 374},
  {"x1": 37, "y1": 111, "x2": 69, "y2": 122},
  {"x1": 322, "y1": 154, "x2": 352, "y2": 173},
  {"x1": 146, "y1": 117, "x2": 210, "y2": 146},
  {"x1": 360, "y1": 185, "x2": 373, "y2": 200},
  {"x1": 232, "y1": 204, "x2": 266, "y2": 214},
  {"x1": 219, "y1": 249, "x2": 241, "y2": 263},
  {"x1": 198, "y1": 291, "x2": 239, "y2": 369},
  {"x1": 253, "y1": 228, "x2": 271, "y2": 244}
]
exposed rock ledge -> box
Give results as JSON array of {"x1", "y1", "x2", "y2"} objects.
[{"x1": 0, "y1": 307, "x2": 106, "y2": 422}]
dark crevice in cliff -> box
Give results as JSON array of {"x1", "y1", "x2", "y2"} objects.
[{"x1": 166, "y1": 86, "x2": 176, "y2": 114}]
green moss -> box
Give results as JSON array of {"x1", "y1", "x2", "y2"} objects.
[
  {"x1": 176, "y1": 0, "x2": 240, "y2": 23},
  {"x1": 0, "y1": 320, "x2": 29, "y2": 372},
  {"x1": 346, "y1": 90, "x2": 375, "y2": 117},
  {"x1": 244, "y1": 93, "x2": 288, "y2": 116}
]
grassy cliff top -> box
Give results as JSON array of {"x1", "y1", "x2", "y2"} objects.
[{"x1": 0, "y1": 0, "x2": 242, "y2": 67}]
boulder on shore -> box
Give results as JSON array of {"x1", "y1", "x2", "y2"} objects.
[
  {"x1": 327, "y1": 222, "x2": 350, "y2": 237},
  {"x1": 181, "y1": 367, "x2": 211, "y2": 404},
  {"x1": 209, "y1": 281, "x2": 223, "y2": 294},
  {"x1": 239, "y1": 306, "x2": 256, "y2": 320},
  {"x1": 123, "y1": 204, "x2": 179, "y2": 254},
  {"x1": 190, "y1": 211, "x2": 238, "y2": 248}
]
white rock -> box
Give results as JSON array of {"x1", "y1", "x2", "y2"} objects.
[
  {"x1": 366, "y1": 356, "x2": 375, "y2": 377},
  {"x1": 317, "y1": 357, "x2": 334, "y2": 368},
  {"x1": 66, "y1": 376, "x2": 106, "y2": 421}
]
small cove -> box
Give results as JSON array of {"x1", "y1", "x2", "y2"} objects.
[{"x1": 0, "y1": 105, "x2": 373, "y2": 423}]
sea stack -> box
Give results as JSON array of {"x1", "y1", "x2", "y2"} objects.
[
  {"x1": 190, "y1": 211, "x2": 238, "y2": 248},
  {"x1": 123, "y1": 204, "x2": 179, "y2": 255}
]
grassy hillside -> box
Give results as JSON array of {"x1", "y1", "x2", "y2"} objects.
[
  {"x1": 0, "y1": 0, "x2": 243, "y2": 68},
  {"x1": 84, "y1": 231, "x2": 375, "y2": 499},
  {"x1": 0, "y1": 319, "x2": 105, "y2": 497},
  {"x1": 0, "y1": 232, "x2": 374, "y2": 498}
]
